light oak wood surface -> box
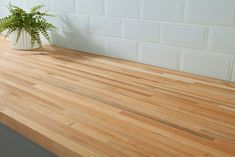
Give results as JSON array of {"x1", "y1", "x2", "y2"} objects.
[{"x1": 0, "y1": 39, "x2": 235, "y2": 157}]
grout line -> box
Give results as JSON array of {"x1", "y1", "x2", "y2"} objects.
[
  {"x1": 48, "y1": 0, "x2": 51, "y2": 10},
  {"x1": 157, "y1": 23, "x2": 161, "y2": 48},
  {"x1": 73, "y1": 0, "x2": 76, "y2": 14},
  {"x1": 181, "y1": 0, "x2": 186, "y2": 23},
  {"x1": 89, "y1": 16, "x2": 92, "y2": 33},
  {"x1": 68, "y1": 14, "x2": 235, "y2": 29},
  {"x1": 138, "y1": 0, "x2": 141, "y2": 18},
  {"x1": 203, "y1": 26, "x2": 209, "y2": 50},
  {"x1": 104, "y1": 0, "x2": 107, "y2": 16},
  {"x1": 228, "y1": 56, "x2": 235, "y2": 81}
]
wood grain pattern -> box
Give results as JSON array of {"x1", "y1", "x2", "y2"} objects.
[{"x1": 0, "y1": 39, "x2": 235, "y2": 157}]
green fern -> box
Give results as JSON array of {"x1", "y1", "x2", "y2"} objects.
[{"x1": 0, "y1": 3, "x2": 56, "y2": 47}]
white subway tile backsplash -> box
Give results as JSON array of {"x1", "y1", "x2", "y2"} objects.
[
  {"x1": 107, "y1": 0, "x2": 138, "y2": 18},
  {"x1": 106, "y1": 38, "x2": 138, "y2": 61},
  {"x1": 207, "y1": 27, "x2": 235, "y2": 54},
  {"x1": 51, "y1": 31, "x2": 77, "y2": 50},
  {"x1": 123, "y1": 20, "x2": 159, "y2": 42},
  {"x1": 91, "y1": 17, "x2": 121, "y2": 37},
  {"x1": 62, "y1": 14, "x2": 90, "y2": 32},
  {"x1": 184, "y1": 0, "x2": 235, "y2": 26},
  {"x1": 51, "y1": 0, "x2": 75, "y2": 13},
  {"x1": 76, "y1": 32, "x2": 106, "y2": 55},
  {"x1": 46, "y1": 14, "x2": 63, "y2": 30},
  {"x1": 181, "y1": 49, "x2": 232, "y2": 80},
  {"x1": 140, "y1": 43, "x2": 179, "y2": 70},
  {"x1": 160, "y1": 23, "x2": 205, "y2": 49},
  {"x1": 28, "y1": 0, "x2": 50, "y2": 10},
  {"x1": 76, "y1": 0, "x2": 104, "y2": 15},
  {"x1": 141, "y1": 0, "x2": 182, "y2": 22},
  {"x1": 52, "y1": 31, "x2": 106, "y2": 55},
  {"x1": 11, "y1": 0, "x2": 28, "y2": 9},
  {"x1": 0, "y1": 7, "x2": 9, "y2": 18},
  {"x1": 0, "y1": 0, "x2": 10, "y2": 6},
  {"x1": 0, "y1": 0, "x2": 49, "y2": 11}
]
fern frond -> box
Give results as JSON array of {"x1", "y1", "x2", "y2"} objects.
[
  {"x1": 16, "y1": 28, "x2": 22, "y2": 43},
  {"x1": 30, "y1": 5, "x2": 44, "y2": 13},
  {"x1": 4, "y1": 27, "x2": 16, "y2": 38}
]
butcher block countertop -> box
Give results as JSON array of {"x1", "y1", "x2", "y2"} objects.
[{"x1": 0, "y1": 39, "x2": 235, "y2": 157}]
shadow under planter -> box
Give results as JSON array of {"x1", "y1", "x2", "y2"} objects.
[{"x1": 0, "y1": 123, "x2": 57, "y2": 157}]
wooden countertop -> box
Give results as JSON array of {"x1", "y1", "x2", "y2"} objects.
[{"x1": 0, "y1": 39, "x2": 235, "y2": 157}]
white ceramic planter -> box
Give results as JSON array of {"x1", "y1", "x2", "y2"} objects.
[{"x1": 10, "y1": 29, "x2": 39, "y2": 50}]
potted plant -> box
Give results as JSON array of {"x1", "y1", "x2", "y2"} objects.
[{"x1": 0, "y1": 4, "x2": 56, "y2": 50}]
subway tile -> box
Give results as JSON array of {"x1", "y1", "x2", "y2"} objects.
[
  {"x1": 0, "y1": 0, "x2": 10, "y2": 6},
  {"x1": 62, "y1": 14, "x2": 90, "y2": 32},
  {"x1": 160, "y1": 23, "x2": 205, "y2": 49},
  {"x1": 107, "y1": 0, "x2": 138, "y2": 18},
  {"x1": 76, "y1": 32, "x2": 106, "y2": 55},
  {"x1": 91, "y1": 17, "x2": 121, "y2": 37},
  {"x1": 51, "y1": 31, "x2": 77, "y2": 50},
  {"x1": 184, "y1": 0, "x2": 235, "y2": 26},
  {"x1": 28, "y1": 0, "x2": 50, "y2": 10},
  {"x1": 76, "y1": 0, "x2": 104, "y2": 15},
  {"x1": 0, "y1": 7, "x2": 9, "y2": 18},
  {"x1": 123, "y1": 20, "x2": 159, "y2": 42},
  {"x1": 45, "y1": 14, "x2": 63, "y2": 30},
  {"x1": 207, "y1": 27, "x2": 235, "y2": 54},
  {"x1": 180, "y1": 49, "x2": 232, "y2": 80},
  {"x1": 11, "y1": 0, "x2": 28, "y2": 9},
  {"x1": 141, "y1": 0, "x2": 182, "y2": 22},
  {"x1": 106, "y1": 38, "x2": 138, "y2": 61},
  {"x1": 50, "y1": 0, "x2": 75, "y2": 13},
  {"x1": 1, "y1": 0, "x2": 46, "y2": 9},
  {"x1": 140, "y1": 43, "x2": 179, "y2": 70}
]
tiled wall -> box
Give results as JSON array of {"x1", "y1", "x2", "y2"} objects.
[{"x1": 1, "y1": 0, "x2": 235, "y2": 81}]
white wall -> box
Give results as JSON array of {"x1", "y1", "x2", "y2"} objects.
[{"x1": 1, "y1": 0, "x2": 235, "y2": 81}]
